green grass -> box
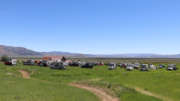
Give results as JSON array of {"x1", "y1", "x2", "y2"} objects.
[
  {"x1": 0, "y1": 63, "x2": 99, "y2": 101},
  {"x1": 1, "y1": 62, "x2": 180, "y2": 101}
]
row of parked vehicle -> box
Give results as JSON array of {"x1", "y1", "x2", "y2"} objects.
[
  {"x1": 108, "y1": 63, "x2": 178, "y2": 71},
  {"x1": 22, "y1": 60, "x2": 95, "y2": 70},
  {"x1": 3, "y1": 59, "x2": 178, "y2": 71},
  {"x1": 22, "y1": 59, "x2": 66, "y2": 70}
]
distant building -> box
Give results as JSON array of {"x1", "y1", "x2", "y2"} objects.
[{"x1": 42, "y1": 56, "x2": 66, "y2": 62}]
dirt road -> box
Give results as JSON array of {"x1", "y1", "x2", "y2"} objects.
[
  {"x1": 70, "y1": 83, "x2": 119, "y2": 101},
  {"x1": 19, "y1": 70, "x2": 30, "y2": 79}
]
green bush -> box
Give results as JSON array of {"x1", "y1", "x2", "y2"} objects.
[{"x1": 1, "y1": 55, "x2": 10, "y2": 62}]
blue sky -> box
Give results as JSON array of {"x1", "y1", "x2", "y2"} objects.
[{"x1": 0, "y1": 0, "x2": 180, "y2": 54}]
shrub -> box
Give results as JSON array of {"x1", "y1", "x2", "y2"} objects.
[{"x1": 1, "y1": 55, "x2": 10, "y2": 62}]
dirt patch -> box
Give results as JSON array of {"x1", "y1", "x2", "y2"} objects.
[
  {"x1": 70, "y1": 83, "x2": 119, "y2": 101},
  {"x1": 19, "y1": 70, "x2": 30, "y2": 79},
  {"x1": 135, "y1": 87, "x2": 173, "y2": 101}
]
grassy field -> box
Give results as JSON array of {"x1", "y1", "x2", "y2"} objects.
[
  {"x1": 0, "y1": 63, "x2": 99, "y2": 101},
  {"x1": 0, "y1": 59, "x2": 180, "y2": 101}
]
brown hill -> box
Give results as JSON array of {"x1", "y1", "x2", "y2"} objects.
[{"x1": 0, "y1": 45, "x2": 42, "y2": 56}]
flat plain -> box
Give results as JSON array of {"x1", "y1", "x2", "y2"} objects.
[{"x1": 0, "y1": 58, "x2": 180, "y2": 101}]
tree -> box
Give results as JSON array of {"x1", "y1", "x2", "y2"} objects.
[
  {"x1": 1, "y1": 55, "x2": 10, "y2": 62},
  {"x1": 61, "y1": 56, "x2": 66, "y2": 62}
]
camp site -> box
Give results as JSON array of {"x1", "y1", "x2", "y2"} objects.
[
  {"x1": 1, "y1": 0, "x2": 180, "y2": 101},
  {"x1": 0, "y1": 55, "x2": 180, "y2": 101}
]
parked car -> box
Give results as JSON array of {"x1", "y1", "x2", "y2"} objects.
[
  {"x1": 149, "y1": 64, "x2": 157, "y2": 70},
  {"x1": 126, "y1": 64, "x2": 134, "y2": 71},
  {"x1": 108, "y1": 63, "x2": 117, "y2": 70},
  {"x1": 23, "y1": 60, "x2": 35, "y2": 65},
  {"x1": 39, "y1": 60, "x2": 49, "y2": 67},
  {"x1": 81, "y1": 63, "x2": 94, "y2": 69},
  {"x1": 159, "y1": 64, "x2": 166, "y2": 69},
  {"x1": 69, "y1": 62, "x2": 79, "y2": 67},
  {"x1": 120, "y1": 63, "x2": 127, "y2": 68},
  {"x1": 140, "y1": 64, "x2": 149, "y2": 71},
  {"x1": 63, "y1": 62, "x2": 69, "y2": 66},
  {"x1": 134, "y1": 63, "x2": 141, "y2": 69},
  {"x1": 167, "y1": 64, "x2": 178, "y2": 71},
  {"x1": 50, "y1": 62, "x2": 66, "y2": 70}
]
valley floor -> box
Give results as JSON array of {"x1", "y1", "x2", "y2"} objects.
[{"x1": 1, "y1": 63, "x2": 180, "y2": 101}]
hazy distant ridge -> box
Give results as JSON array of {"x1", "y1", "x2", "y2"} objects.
[
  {"x1": 0, "y1": 45, "x2": 180, "y2": 58},
  {"x1": 0, "y1": 45, "x2": 42, "y2": 56}
]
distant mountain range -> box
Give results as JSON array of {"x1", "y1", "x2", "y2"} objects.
[
  {"x1": 0, "y1": 45, "x2": 85, "y2": 57},
  {"x1": 94, "y1": 54, "x2": 180, "y2": 58},
  {"x1": 0, "y1": 45, "x2": 180, "y2": 58},
  {"x1": 0, "y1": 45, "x2": 42, "y2": 57}
]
